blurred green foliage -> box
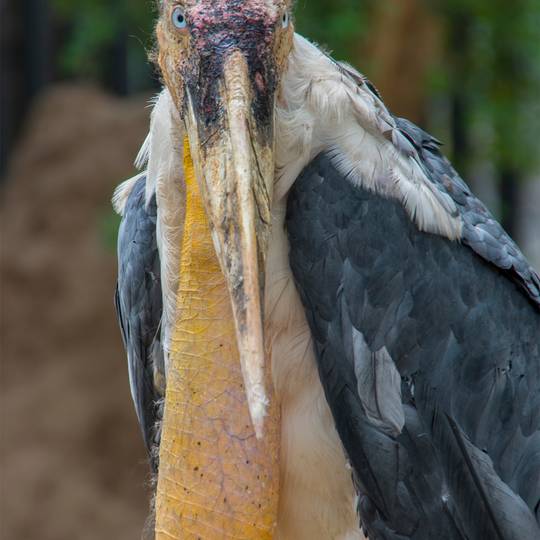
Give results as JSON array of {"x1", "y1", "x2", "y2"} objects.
[
  {"x1": 52, "y1": 0, "x2": 156, "y2": 90},
  {"x1": 294, "y1": 0, "x2": 371, "y2": 61},
  {"x1": 432, "y1": 0, "x2": 540, "y2": 170}
]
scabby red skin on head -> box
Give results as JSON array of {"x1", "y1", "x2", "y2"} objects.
[{"x1": 178, "y1": 0, "x2": 284, "y2": 138}]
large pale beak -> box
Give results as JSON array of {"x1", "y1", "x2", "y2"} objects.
[
  {"x1": 185, "y1": 51, "x2": 274, "y2": 438},
  {"x1": 154, "y1": 50, "x2": 280, "y2": 539}
]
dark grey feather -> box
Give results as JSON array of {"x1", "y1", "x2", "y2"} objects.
[
  {"x1": 352, "y1": 329, "x2": 404, "y2": 437},
  {"x1": 115, "y1": 175, "x2": 164, "y2": 472},
  {"x1": 393, "y1": 116, "x2": 540, "y2": 308}
]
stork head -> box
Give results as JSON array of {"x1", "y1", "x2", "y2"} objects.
[
  {"x1": 156, "y1": 0, "x2": 294, "y2": 435},
  {"x1": 157, "y1": 0, "x2": 294, "y2": 126}
]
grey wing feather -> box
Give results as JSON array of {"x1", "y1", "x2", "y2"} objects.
[
  {"x1": 287, "y1": 153, "x2": 540, "y2": 539},
  {"x1": 393, "y1": 116, "x2": 540, "y2": 307},
  {"x1": 336, "y1": 63, "x2": 540, "y2": 305},
  {"x1": 352, "y1": 329, "x2": 404, "y2": 437},
  {"x1": 116, "y1": 175, "x2": 164, "y2": 468}
]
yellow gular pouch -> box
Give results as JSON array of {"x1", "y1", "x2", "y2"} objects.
[{"x1": 154, "y1": 137, "x2": 281, "y2": 540}]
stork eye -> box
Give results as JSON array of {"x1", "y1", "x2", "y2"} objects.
[
  {"x1": 282, "y1": 11, "x2": 290, "y2": 28},
  {"x1": 172, "y1": 7, "x2": 187, "y2": 29}
]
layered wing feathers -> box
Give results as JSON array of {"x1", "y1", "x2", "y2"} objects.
[{"x1": 287, "y1": 153, "x2": 540, "y2": 539}]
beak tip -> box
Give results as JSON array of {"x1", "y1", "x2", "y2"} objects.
[
  {"x1": 244, "y1": 376, "x2": 269, "y2": 440},
  {"x1": 250, "y1": 398, "x2": 268, "y2": 440}
]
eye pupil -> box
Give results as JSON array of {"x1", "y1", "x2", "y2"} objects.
[{"x1": 172, "y1": 8, "x2": 187, "y2": 29}]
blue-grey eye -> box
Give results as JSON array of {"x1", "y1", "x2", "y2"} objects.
[
  {"x1": 172, "y1": 7, "x2": 187, "y2": 29},
  {"x1": 282, "y1": 11, "x2": 290, "y2": 28}
]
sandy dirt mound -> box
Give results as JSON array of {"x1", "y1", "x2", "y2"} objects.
[{"x1": 1, "y1": 85, "x2": 154, "y2": 540}]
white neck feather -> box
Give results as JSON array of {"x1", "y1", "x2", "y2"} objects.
[
  {"x1": 115, "y1": 89, "x2": 185, "y2": 360},
  {"x1": 275, "y1": 34, "x2": 462, "y2": 240}
]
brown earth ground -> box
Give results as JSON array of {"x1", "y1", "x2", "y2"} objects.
[{"x1": 1, "y1": 86, "x2": 153, "y2": 540}]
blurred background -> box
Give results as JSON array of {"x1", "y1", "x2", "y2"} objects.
[{"x1": 1, "y1": 1, "x2": 539, "y2": 539}]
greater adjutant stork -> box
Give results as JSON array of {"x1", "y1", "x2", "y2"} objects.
[{"x1": 114, "y1": 1, "x2": 540, "y2": 539}]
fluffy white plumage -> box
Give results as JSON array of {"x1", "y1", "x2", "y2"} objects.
[{"x1": 276, "y1": 34, "x2": 462, "y2": 239}]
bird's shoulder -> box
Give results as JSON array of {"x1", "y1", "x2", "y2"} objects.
[
  {"x1": 328, "y1": 59, "x2": 540, "y2": 308},
  {"x1": 393, "y1": 115, "x2": 540, "y2": 307}
]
